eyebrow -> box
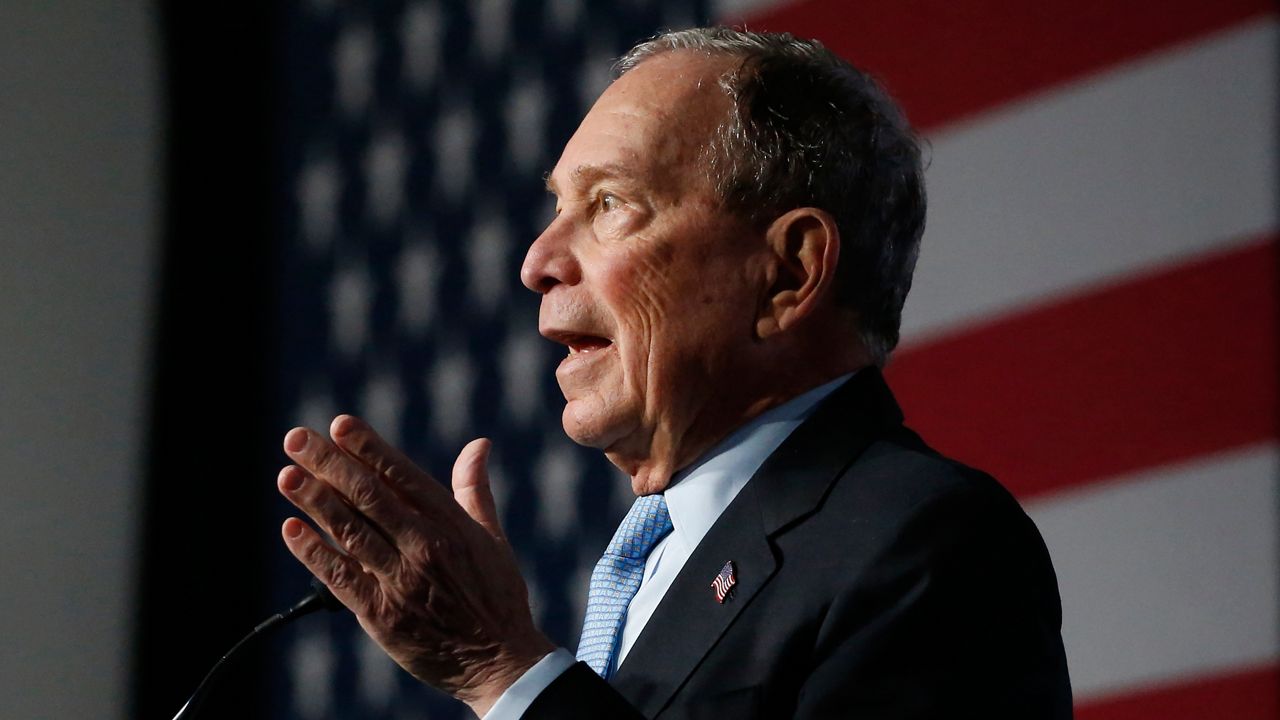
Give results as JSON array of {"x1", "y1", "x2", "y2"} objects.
[{"x1": 544, "y1": 162, "x2": 637, "y2": 195}]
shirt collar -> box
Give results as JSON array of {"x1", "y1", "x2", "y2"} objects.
[{"x1": 663, "y1": 372, "x2": 856, "y2": 553}]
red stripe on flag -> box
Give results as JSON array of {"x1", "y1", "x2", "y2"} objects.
[
  {"x1": 885, "y1": 235, "x2": 1278, "y2": 500},
  {"x1": 1075, "y1": 663, "x2": 1279, "y2": 720},
  {"x1": 732, "y1": 0, "x2": 1275, "y2": 130}
]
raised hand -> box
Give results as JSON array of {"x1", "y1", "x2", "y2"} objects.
[{"x1": 277, "y1": 415, "x2": 555, "y2": 715}]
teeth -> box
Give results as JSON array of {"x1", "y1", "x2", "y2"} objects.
[{"x1": 561, "y1": 336, "x2": 609, "y2": 357}]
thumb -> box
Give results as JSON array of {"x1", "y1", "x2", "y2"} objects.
[{"x1": 452, "y1": 438, "x2": 505, "y2": 541}]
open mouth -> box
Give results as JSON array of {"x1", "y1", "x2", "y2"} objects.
[{"x1": 562, "y1": 334, "x2": 613, "y2": 355}]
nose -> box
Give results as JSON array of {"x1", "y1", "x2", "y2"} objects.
[{"x1": 520, "y1": 215, "x2": 579, "y2": 293}]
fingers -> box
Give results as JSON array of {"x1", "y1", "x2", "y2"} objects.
[
  {"x1": 451, "y1": 438, "x2": 506, "y2": 542},
  {"x1": 281, "y1": 517, "x2": 378, "y2": 612},
  {"x1": 328, "y1": 415, "x2": 454, "y2": 512},
  {"x1": 276, "y1": 422, "x2": 548, "y2": 704},
  {"x1": 277, "y1": 465, "x2": 401, "y2": 576},
  {"x1": 284, "y1": 425, "x2": 425, "y2": 538}
]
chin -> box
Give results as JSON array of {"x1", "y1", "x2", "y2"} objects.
[{"x1": 559, "y1": 401, "x2": 620, "y2": 449}]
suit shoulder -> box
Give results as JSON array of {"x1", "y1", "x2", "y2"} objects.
[
  {"x1": 779, "y1": 422, "x2": 1064, "y2": 623},
  {"x1": 825, "y1": 424, "x2": 1023, "y2": 528},
  {"x1": 778, "y1": 422, "x2": 1060, "y2": 600}
]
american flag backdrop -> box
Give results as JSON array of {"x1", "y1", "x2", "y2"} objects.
[{"x1": 265, "y1": 1, "x2": 1278, "y2": 719}]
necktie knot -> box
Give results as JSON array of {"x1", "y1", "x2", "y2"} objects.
[
  {"x1": 577, "y1": 493, "x2": 673, "y2": 678},
  {"x1": 605, "y1": 493, "x2": 672, "y2": 560}
]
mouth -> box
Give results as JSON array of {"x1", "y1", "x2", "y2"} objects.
[
  {"x1": 560, "y1": 333, "x2": 613, "y2": 356},
  {"x1": 543, "y1": 328, "x2": 615, "y2": 362},
  {"x1": 565, "y1": 333, "x2": 614, "y2": 353}
]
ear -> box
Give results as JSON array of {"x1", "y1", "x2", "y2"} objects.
[{"x1": 756, "y1": 207, "x2": 840, "y2": 339}]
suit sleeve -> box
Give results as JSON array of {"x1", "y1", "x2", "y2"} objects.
[
  {"x1": 521, "y1": 661, "x2": 645, "y2": 720},
  {"x1": 792, "y1": 482, "x2": 1073, "y2": 719}
]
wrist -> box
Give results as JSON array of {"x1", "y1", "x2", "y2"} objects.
[{"x1": 459, "y1": 634, "x2": 557, "y2": 717}]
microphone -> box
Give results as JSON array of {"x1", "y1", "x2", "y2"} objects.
[{"x1": 170, "y1": 578, "x2": 344, "y2": 720}]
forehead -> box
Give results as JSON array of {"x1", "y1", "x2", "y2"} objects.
[{"x1": 548, "y1": 52, "x2": 736, "y2": 195}]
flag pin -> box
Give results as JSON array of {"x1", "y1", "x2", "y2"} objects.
[{"x1": 711, "y1": 560, "x2": 737, "y2": 603}]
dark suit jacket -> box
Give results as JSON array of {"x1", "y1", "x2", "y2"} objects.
[{"x1": 526, "y1": 369, "x2": 1073, "y2": 719}]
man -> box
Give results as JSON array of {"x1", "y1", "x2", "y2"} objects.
[{"x1": 277, "y1": 27, "x2": 1072, "y2": 719}]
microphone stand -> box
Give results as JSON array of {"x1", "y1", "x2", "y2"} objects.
[{"x1": 170, "y1": 578, "x2": 343, "y2": 720}]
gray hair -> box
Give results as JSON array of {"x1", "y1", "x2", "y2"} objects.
[{"x1": 615, "y1": 28, "x2": 926, "y2": 367}]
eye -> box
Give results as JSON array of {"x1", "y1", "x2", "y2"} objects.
[{"x1": 596, "y1": 192, "x2": 621, "y2": 212}]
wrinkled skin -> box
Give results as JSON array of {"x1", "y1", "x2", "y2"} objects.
[
  {"x1": 279, "y1": 51, "x2": 859, "y2": 714},
  {"x1": 523, "y1": 52, "x2": 779, "y2": 494},
  {"x1": 279, "y1": 416, "x2": 553, "y2": 715}
]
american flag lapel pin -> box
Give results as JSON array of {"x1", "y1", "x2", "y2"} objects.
[{"x1": 711, "y1": 560, "x2": 737, "y2": 603}]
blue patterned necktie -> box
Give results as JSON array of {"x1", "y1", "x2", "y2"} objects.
[{"x1": 576, "y1": 493, "x2": 674, "y2": 678}]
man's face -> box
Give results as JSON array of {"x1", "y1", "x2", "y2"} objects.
[{"x1": 521, "y1": 52, "x2": 770, "y2": 489}]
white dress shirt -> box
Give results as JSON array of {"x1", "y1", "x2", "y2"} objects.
[{"x1": 483, "y1": 373, "x2": 854, "y2": 719}]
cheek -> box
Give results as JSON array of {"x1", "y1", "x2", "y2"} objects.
[
  {"x1": 583, "y1": 252, "x2": 675, "y2": 409},
  {"x1": 600, "y1": 241, "x2": 682, "y2": 331},
  {"x1": 607, "y1": 247, "x2": 740, "y2": 385}
]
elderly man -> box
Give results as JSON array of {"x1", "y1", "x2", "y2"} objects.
[{"x1": 276, "y1": 27, "x2": 1072, "y2": 719}]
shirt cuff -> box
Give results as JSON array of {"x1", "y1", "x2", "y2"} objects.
[{"x1": 481, "y1": 647, "x2": 577, "y2": 720}]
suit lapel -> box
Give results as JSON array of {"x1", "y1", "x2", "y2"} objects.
[
  {"x1": 609, "y1": 369, "x2": 904, "y2": 717},
  {"x1": 609, "y1": 476, "x2": 775, "y2": 717}
]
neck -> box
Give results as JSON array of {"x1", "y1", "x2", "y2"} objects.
[{"x1": 612, "y1": 352, "x2": 867, "y2": 495}]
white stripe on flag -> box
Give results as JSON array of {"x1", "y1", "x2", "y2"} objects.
[
  {"x1": 1026, "y1": 443, "x2": 1280, "y2": 698},
  {"x1": 905, "y1": 19, "x2": 1277, "y2": 343}
]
